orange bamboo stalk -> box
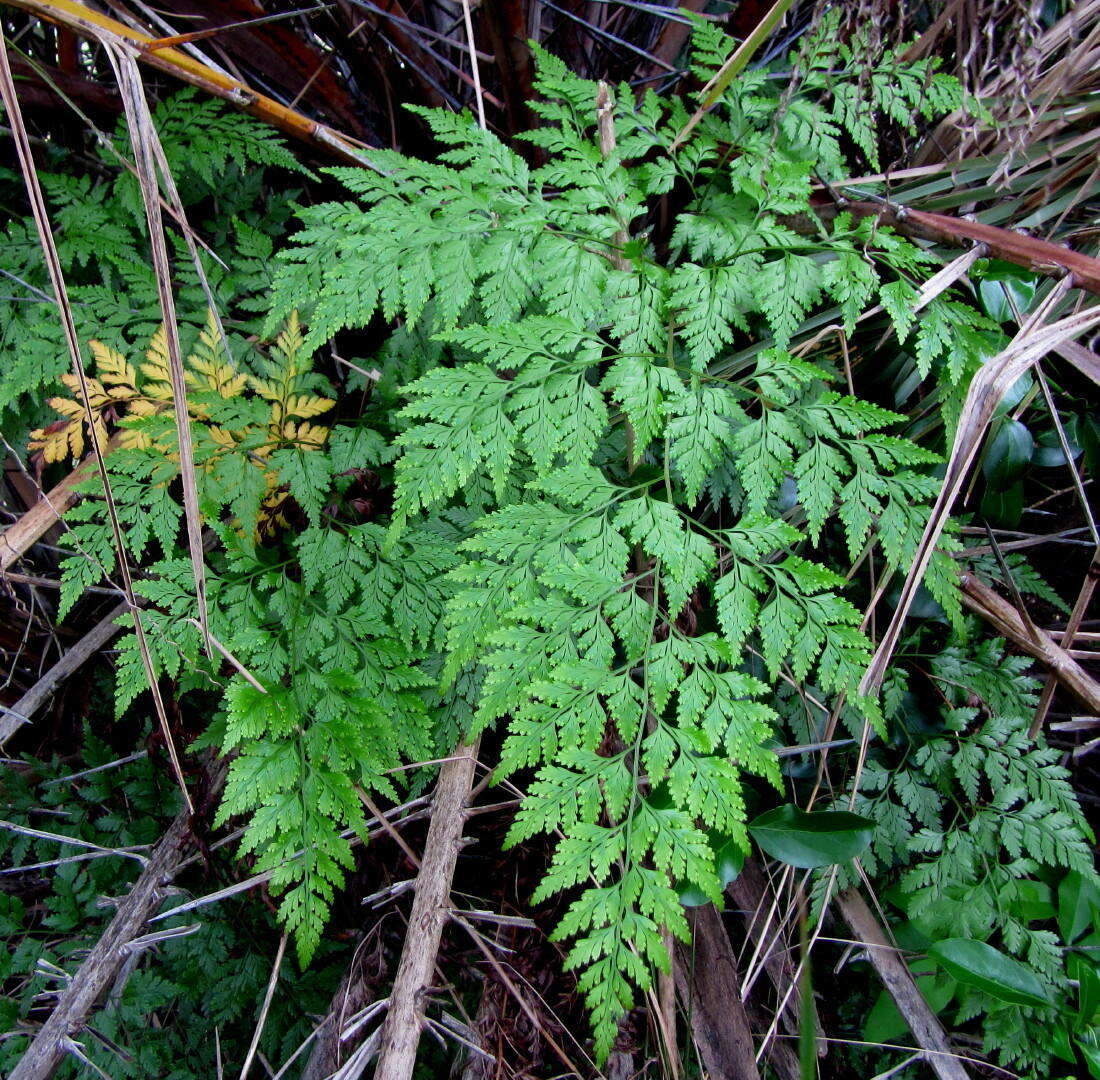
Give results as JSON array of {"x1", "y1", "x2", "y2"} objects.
[
  {"x1": 1, "y1": 0, "x2": 372, "y2": 165},
  {"x1": 832, "y1": 197, "x2": 1100, "y2": 297}
]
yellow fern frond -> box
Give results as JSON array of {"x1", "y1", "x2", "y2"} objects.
[
  {"x1": 282, "y1": 422, "x2": 330, "y2": 448},
  {"x1": 140, "y1": 325, "x2": 171, "y2": 384},
  {"x1": 90, "y1": 340, "x2": 138, "y2": 392},
  {"x1": 282, "y1": 394, "x2": 335, "y2": 420},
  {"x1": 28, "y1": 420, "x2": 74, "y2": 463},
  {"x1": 208, "y1": 427, "x2": 238, "y2": 450},
  {"x1": 186, "y1": 360, "x2": 248, "y2": 400},
  {"x1": 249, "y1": 376, "x2": 281, "y2": 403},
  {"x1": 119, "y1": 430, "x2": 152, "y2": 450},
  {"x1": 59, "y1": 374, "x2": 111, "y2": 410},
  {"x1": 51, "y1": 396, "x2": 91, "y2": 420},
  {"x1": 273, "y1": 311, "x2": 305, "y2": 379},
  {"x1": 145, "y1": 380, "x2": 174, "y2": 404}
]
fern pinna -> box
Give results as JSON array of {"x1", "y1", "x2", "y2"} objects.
[{"x1": 35, "y1": 18, "x2": 1089, "y2": 1064}]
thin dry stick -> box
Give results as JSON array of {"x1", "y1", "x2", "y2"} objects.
[
  {"x1": 0, "y1": 600, "x2": 128, "y2": 746},
  {"x1": 239, "y1": 934, "x2": 289, "y2": 1080},
  {"x1": 459, "y1": 0, "x2": 486, "y2": 130},
  {"x1": 1033, "y1": 362, "x2": 1098, "y2": 544},
  {"x1": 860, "y1": 291, "x2": 1100, "y2": 698},
  {"x1": 371, "y1": 738, "x2": 481, "y2": 1080},
  {"x1": 836, "y1": 890, "x2": 970, "y2": 1080},
  {"x1": 1055, "y1": 340, "x2": 1100, "y2": 387},
  {"x1": 0, "y1": 435, "x2": 120, "y2": 573},
  {"x1": 105, "y1": 43, "x2": 211, "y2": 657},
  {"x1": 0, "y1": 33, "x2": 193, "y2": 813},
  {"x1": 1030, "y1": 549, "x2": 1099, "y2": 737},
  {"x1": 596, "y1": 81, "x2": 630, "y2": 272},
  {"x1": 450, "y1": 914, "x2": 587, "y2": 1079},
  {"x1": 959, "y1": 573, "x2": 1100, "y2": 715},
  {"x1": 656, "y1": 926, "x2": 680, "y2": 1080},
  {"x1": 3, "y1": 0, "x2": 371, "y2": 165},
  {"x1": 7, "y1": 764, "x2": 224, "y2": 1080},
  {"x1": 671, "y1": 0, "x2": 795, "y2": 149},
  {"x1": 727, "y1": 859, "x2": 816, "y2": 1044}
]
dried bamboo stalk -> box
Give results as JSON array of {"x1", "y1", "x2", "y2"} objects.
[
  {"x1": 106, "y1": 44, "x2": 211, "y2": 656},
  {"x1": 2, "y1": 0, "x2": 371, "y2": 164}
]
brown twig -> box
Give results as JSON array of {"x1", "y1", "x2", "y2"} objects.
[
  {"x1": 1030, "y1": 550, "x2": 1100, "y2": 737},
  {"x1": 827, "y1": 196, "x2": 1100, "y2": 297},
  {"x1": 0, "y1": 599, "x2": 128, "y2": 746},
  {"x1": 836, "y1": 890, "x2": 970, "y2": 1080},
  {"x1": 960, "y1": 573, "x2": 1100, "y2": 716},
  {"x1": 7, "y1": 764, "x2": 225, "y2": 1080},
  {"x1": 0, "y1": 436, "x2": 120, "y2": 573},
  {"x1": 372, "y1": 739, "x2": 481, "y2": 1080},
  {"x1": 3, "y1": 0, "x2": 372, "y2": 164}
]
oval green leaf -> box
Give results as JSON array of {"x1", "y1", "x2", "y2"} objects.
[
  {"x1": 982, "y1": 419, "x2": 1033, "y2": 488},
  {"x1": 1033, "y1": 427, "x2": 1082, "y2": 468},
  {"x1": 863, "y1": 961, "x2": 955, "y2": 1044},
  {"x1": 1059, "y1": 870, "x2": 1100, "y2": 945},
  {"x1": 927, "y1": 939, "x2": 1053, "y2": 1008},
  {"x1": 677, "y1": 881, "x2": 712, "y2": 908},
  {"x1": 677, "y1": 832, "x2": 745, "y2": 906},
  {"x1": 714, "y1": 835, "x2": 745, "y2": 888},
  {"x1": 979, "y1": 267, "x2": 1037, "y2": 324},
  {"x1": 748, "y1": 805, "x2": 874, "y2": 868},
  {"x1": 980, "y1": 479, "x2": 1024, "y2": 529}
]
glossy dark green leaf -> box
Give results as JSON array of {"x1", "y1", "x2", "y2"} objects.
[
  {"x1": 678, "y1": 833, "x2": 745, "y2": 906},
  {"x1": 993, "y1": 371, "x2": 1033, "y2": 417},
  {"x1": 905, "y1": 584, "x2": 948, "y2": 621},
  {"x1": 982, "y1": 419, "x2": 1033, "y2": 487},
  {"x1": 980, "y1": 479, "x2": 1023, "y2": 528},
  {"x1": 714, "y1": 836, "x2": 745, "y2": 888},
  {"x1": 1004, "y1": 879, "x2": 1054, "y2": 924},
  {"x1": 1069, "y1": 954, "x2": 1100, "y2": 1027},
  {"x1": 1080, "y1": 1029, "x2": 1100, "y2": 1079},
  {"x1": 979, "y1": 264, "x2": 1037, "y2": 323},
  {"x1": 1033, "y1": 426, "x2": 1082, "y2": 467},
  {"x1": 1058, "y1": 871, "x2": 1100, "y2": 944},
  {"x1": 927, "y1": 939, "x2": 1053, "y2": 1008},
  {"x1": 748, "y1": 805, "x2": 874, "y2": 868},
  {"x1": 677, "y1": 881, "x2": 712, "y2": 908},
  {"x1": 1049, "y1": 1022, "x2": 1075, "y2": 1064}
]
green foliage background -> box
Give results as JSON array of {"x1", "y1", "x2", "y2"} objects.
[{"x1": 1, "y1": 13, "x2": 1097, "y2": 1079}]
